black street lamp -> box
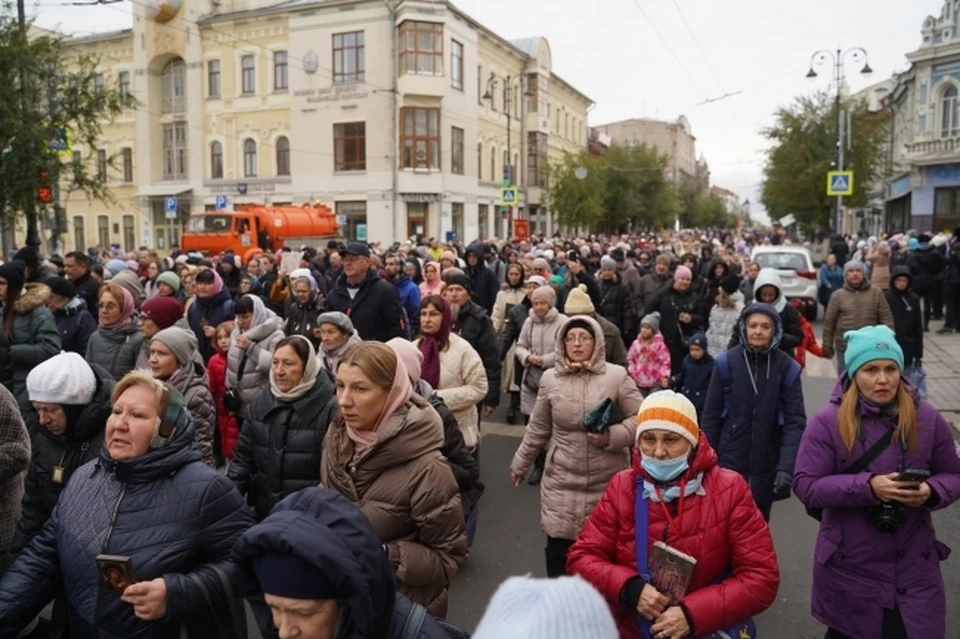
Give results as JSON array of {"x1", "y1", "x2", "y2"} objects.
[
  {"x1": 483, "y1": 73, "x2": 535, "y2": 187},
  {"x1": 806, "y1": 47, "x2": 873, "y2": 233}
]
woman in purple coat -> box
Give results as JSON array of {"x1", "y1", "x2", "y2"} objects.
[{"x1": 794, "y1": 324, "x2": 960, "y2": 639}]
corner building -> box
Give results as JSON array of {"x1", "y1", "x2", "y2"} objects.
[{"x1": 59, "y1": 0, "x2": 592, "y2": 252}]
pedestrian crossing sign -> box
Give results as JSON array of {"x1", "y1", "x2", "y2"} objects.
[
  {"x1": 500, "y1": 187, "x2": 519, "y2": 206},
  {"x1": 827, "y1": 171, "x2": 854, "y2": 196}
]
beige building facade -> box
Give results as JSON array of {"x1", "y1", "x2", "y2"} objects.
[
  {"x1": 55, "y1": 0, "x2": 591, "y2": 253},
  {"x1": 591, "y1": 115, "x2": 697, "y2": 183}
]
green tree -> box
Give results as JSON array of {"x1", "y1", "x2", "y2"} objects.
[
  {"x1": 0, "y1": 11, "x2": 127, "y2": 250},
  {"x1": 545, "y1": 144, "x2": 679, "y2": 232},
  {"x1": 760, "y1": 90, "x2": 890, "y2": 234}
]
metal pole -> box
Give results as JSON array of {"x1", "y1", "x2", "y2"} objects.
[
  {"x1": 834, "y1": 48, "x2": 844, "y2": 235},
  {"x1": 17, "y1": 0, "x2": 40, "y2": 250},
  {"x1": 382, "y1": 0, "x2": 399, "y2": 243},
  {"x1": 505, "y1": 75, "x2": 511, "y2": 187}
]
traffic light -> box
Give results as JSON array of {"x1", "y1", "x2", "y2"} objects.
[{"x1": 37, "y1": 169, "x2": 53, "y2": 204}]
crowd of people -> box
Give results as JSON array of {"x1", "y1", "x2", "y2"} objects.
[{"x1": 0, "y1": 225, "x2": 955, "y2": 639}]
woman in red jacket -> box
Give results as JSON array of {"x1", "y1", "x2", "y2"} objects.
[{"x1": 567, "y1": 390, "x2": 779, "y2": 639}]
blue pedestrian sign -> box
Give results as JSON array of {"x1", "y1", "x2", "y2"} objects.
[
  {"x1": 500, "y1": 187, "x2": 518, "y2": 206},
  {"x1": 164, "y1": 196, "x2": 178, "y2": 220},
  {"x1": 215, "y1": 195, "x2": 228, "y2": 210},
  {"x1": 827, "y1": 171, "x2": 854, "y2": 196}
]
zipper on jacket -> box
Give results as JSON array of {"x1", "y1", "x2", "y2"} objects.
[{"x1": 95, "y1": 484, "x2": 126, "y2": 630}]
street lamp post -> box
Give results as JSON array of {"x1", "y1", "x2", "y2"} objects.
[
  {"x1": 806, "y1": 47, "x2": 873, "y2": 234},
  {"x1": 483, "y1": 73, "x2": 535, "y2": 188}
]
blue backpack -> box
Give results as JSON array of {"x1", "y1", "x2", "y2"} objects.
[{"x1": 714, "y1": 350, "x2": 801, "y2": 425}]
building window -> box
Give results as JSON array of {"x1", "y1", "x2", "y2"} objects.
[
  {"x1": 97, "y1": 215, "x2": 109, "y2": 248},
  {"x1": 451, "y1": 202, "x2": 464, "y2": 241},
  {"x1": 122, "y1": 215, "x2": 135, "y2": 253},
  {"x1": 400, "y1": 107, "x2": 439, "y2": 169},
  {"x1": 451, "y1": 39, "x2": 463, "y2": 90},
  {"x1": 334, "y1": 122, "x2": 366, "y2": 171},
  {"x1": 919, "y1": 114, "x2": 927, "y2": 133},
  {"x1": 477, "y1": 143, "x2": 483, "y2": 179},
  {"x1": 161, "y1": 59, "x2": 186, "y2": 114},
  {"x1": 94, "y1": 73, "x2": 104, "y2": 92},
  {"x1": 162, "y1": 123, "x2": 188, "y2": 180},
  {"x1": 274, "y1": 51, "x2": 288, "y2": 91},
  {"x1": 276, "y1": 137, "x2": 291, "y2": 175},
  {"x1": 477, "y1": 65, "x2": 483, "y2": 104},
  {"x1": 210, "y1": 141, "x2": 223, "y2": 179},
  {"x1": 333, "y1": 31, "x2": 365, "y2": 84},
  {"x1": 451, "y1": 126, "x2": 464, "y2": 175},
  {"x1": 336, "y1": 201, "x2": 368, "y2": 242},
  {"x1": 241, "y1": 55, "x2": 255, "y2": 94},
  {"x1": 941, "y1": 86, "x2": 959, "y2": 138},
  {"x1": 478, "y1": 203, "x2": 488, "y2": 240},
  {"x1": 398, "y1": 21, "x2": 443, "y2": 76},
  {"x1": 920, "y1": 82, "x2": 928, "y2": 105},
  {"x1": 490, "y1": 146, "x2": 496, "y2": 183},
  {"x1": 118, "y1": 72, "x2": 130, "y2": 102},
  {"x1": 527, "y1": 131, "x2": 548, "y2": 188},
  {"x1": 934, "y1": 186, "x2": 960, "y2": 230},
  {"x1": 73, "y1": 215, "x2": 85, "y2": 251},
  {"x1": 97, "y1": 149, "x2": 107, "y2": 183},
  {"x1": 243, "y1": 139, "x2": 257, "y2": 177},
  {"x1": 526, "y1": 73, "x2": 538, "y2": 114},
  {"x1": 121, "y1": 147, "x2": 133, "y2": 183},
  {"x1": 208, "y1": 60, "x2": 221, "y2": 98}
]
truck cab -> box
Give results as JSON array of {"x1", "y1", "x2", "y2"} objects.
[{"x1": 181, "y1": 203, "x2": 338, "y2": 255}]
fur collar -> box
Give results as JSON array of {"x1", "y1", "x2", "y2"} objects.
[{"x1": 14, "y1": 282, "x2": 51, "y2": 314}]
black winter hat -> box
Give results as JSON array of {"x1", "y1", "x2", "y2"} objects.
[
  {"x1": 720, "y1": 272, "x2": 742, "y2": 295},
  {"x1": 48, "y1": 276, "x2": 77, "y2": 299},
  {"x1": 12, "y1": 247, "x2": 39, "y2": 270},
  {"x1": 0, "y1": 260, "x2": 26, "y2": 293}
]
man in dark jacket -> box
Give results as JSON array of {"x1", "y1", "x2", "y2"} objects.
[
  {"x1": 443, "y1": 271, "x2": 501, "y2": 415},
  {"x1": 234, "y1": 488, "x2": 454, "y2": 639},
  {"x1": 63, "y1": 251, "x2": 101, "y2": 315},
  {"x1": 830, "y1": 234, "x2": 850, "y2": 267},
  {"x1": 943, "y1": 227, "x2": 960, "y2": 333},
  {"x1": 563, "y1": 283, "x2": 628, "y2": 367},
  {"x1": 47, "y1": 277, "x2": 97, "y2": 355},
  {"x1": 326, "y1": 243, "x2": 407, "y2": 342},
  {"x1": 701, "y1": 303, "x2": 806, "y2": 522},
  {"x1": 908, "y1": 234, "x2": 946, "y2": 330},
  {"x1": 636, "y1": 255, "x2": 673, "y2": 318},
  {"x1": 385, "y1": 253, "x2": 421, "y2": 337},
  {"x1": 613, "y1": 248, "x2": 642, "y2": 318},
  {"x1": 646, "y1": 266, "x2": 705, "y2": 374},
  {"x1": 886, "y1": 266, "x2": 923, "y2": 367},
  {"x1": 463, "y1": 242, "x2": 500, "y2": 315},
  {"x1": 499, "y1": 277, "x2": 538, "y2": 423},
  {"x1": 597, "y1": 255, "x2": 635, "y2": 344}
]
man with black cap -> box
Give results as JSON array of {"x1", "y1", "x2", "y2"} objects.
[
  {"x1": 47, "y1": 277, "x2": 97, "y2": 355},
  {"x1": 463, "y1": 242, "x2": 500, "y2": 315},
  {"x1": 63, "y1": 251, "x2": 101, "y2": 315},
  {"x1": 326, "y1": 242, "x2": 407, "y2": 341},
  {"x1": 12, "y1": 247, "x2": 56, "y2": 285}
]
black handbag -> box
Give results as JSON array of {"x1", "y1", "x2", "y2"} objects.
[
  {"x1": 582, "y1": 397, "x2": 623, "y2": 434},
  {"x1": 186, "y1": 564, "x2": 247, "y2": 638},
  {"x1": 223, "y1": 352, "x2": 248, "y2": 416}
]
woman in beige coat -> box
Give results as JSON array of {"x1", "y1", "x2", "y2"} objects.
[
  {"x1": 491, "y1": 264, "x2": 527, "y2": 410},
  {"x1": 510, "y1": 315, "x2": 643, "y2": 578},
  {"x1": 322, "y1": 341, "x2": 467, "y2": 619}
]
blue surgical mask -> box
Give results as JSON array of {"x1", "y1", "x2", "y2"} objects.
[{"x1": 640, "y1": 452, "x2": 690, "y2": 483}]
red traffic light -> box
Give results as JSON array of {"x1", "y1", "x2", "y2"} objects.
[
  {"x1": 37, "y1": 186, "x2": 53, "y2": 203},
  {"x1": 39, "y1": 169, "x2": 49, "y2": 181}
]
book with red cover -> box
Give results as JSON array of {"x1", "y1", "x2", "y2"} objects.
[{"x1": 648, "y1": 541, "x2": 697, "y2": 604}]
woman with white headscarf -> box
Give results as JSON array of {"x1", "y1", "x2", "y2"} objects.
[{"x1": 225, "y1": 294, "x2": 285, "y2": 419}]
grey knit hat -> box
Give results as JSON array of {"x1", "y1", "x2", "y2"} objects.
[
  {"x1": 317, "y1": 311, "x2": 354, "y2": 335},
  {"x1": 600, "y1": 255, "x2": 617, "y2": 271},
  {"x1": 151, "y1": 327, "x2": 198, "y2": 367},
  {"x1": 844, "y1": 259, "x2": 866, "y2": 275},
  {"x1": 640, "y1": 311, "x2": 661, "y2": 332}
]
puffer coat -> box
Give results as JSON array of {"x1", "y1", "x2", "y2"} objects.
[
  {"x1": 11, "y1": 364, "x2": 113, "y2": 555},
  {"x1": 0, "y1": 424, "x2": 253, "y2": 638},
  {"x1": 167, "y1": 361, "x2": 216, "y2": 467},
  {"x1": 426, "y1": 333, "x2": 487, "y2": 451},
  {"x1": 206, "y1": 351, "x2": 238, "y2": 459},
  {"x1": 597, "y1": 274, "x2": 634, "y2": 341},
  {"x1": 85, "y1": 321, "x2": 142, "y2": 385},
  {"x1": 321, "y1": 394, "x2": 468, "y2": 619},
  {"x1": 515, "y1": 307, "x2": 568, "y2": 416},
  {"x1": 53, "y1": 297, "x2": 96, "y2": 356},
  {"x1": 510, "y1": 315, "x2": 643, "y2": 541},
  {"x1": 567, "y1": 435, "x2": 780, "y2": 639},
  {"x1": 283, "y1": 296, "x2": 325, "y2": 351},
  {"x1": 705, "y1": 292, "x2": 744, "y2": 359},
  {"x1": 821, "y1": 279, "x2": 894, "y2": 358},
  {"x1": 226, "y1": 300, "x2": 285, "y2": 412},
  {"x1": 646, "y1": 284, "x2": 704, "y2": 374},
  {"x1": 793, "y1": 377, "x2": 960, "y2": 639},
  {"x1": 8, "y1": 283, "x2": 61, "y2": 416},
  {"x1": 0, "y1": 385, "x2": 29, "y2": 563},
  {"x1": 228, "y1": 371, "x2": 338, "y2": 521}
]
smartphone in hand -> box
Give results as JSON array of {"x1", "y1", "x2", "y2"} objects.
[{"x1": 895, "y1": 469, "x2": 931, "y2": 483}]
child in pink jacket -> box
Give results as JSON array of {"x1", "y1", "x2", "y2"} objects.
[{"x1": 627, "y1": 312, "x2": 672, "y2": 397}]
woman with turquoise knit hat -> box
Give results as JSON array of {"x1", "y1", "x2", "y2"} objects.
[{"x1": 794, "y1": 324, "x2": 960, "y2": 639}]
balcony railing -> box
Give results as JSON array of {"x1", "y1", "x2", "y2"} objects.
[{"x1": 903, "y1": 136, "x2": 960, "y2": 160}]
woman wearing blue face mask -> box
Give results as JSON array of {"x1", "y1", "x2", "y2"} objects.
[{"x1": 567, "y1": 390, "x2": 780, "y2": 639}]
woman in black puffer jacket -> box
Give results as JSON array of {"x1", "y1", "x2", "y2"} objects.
[
  {"x1": 283, "y1": 274, "x2": 325, "y2": 351},
  {"x1": 227, "y1": 335, "x2": 338, "y2": 521}
]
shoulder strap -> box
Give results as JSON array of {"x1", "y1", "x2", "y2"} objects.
[
  {"x1": 781, "y1": 360, "x2": 801, "y2": 394},
  {"x1": 717, "y1": 351, "x2": 730, "y2": 389},
  {"x1": 188, "y1": 573, "x2": 229, "y2": 636},
  {"x1": 844, "y1": 428, "x2": 895, "y2": 475},
  {"x1": 401, "y1": 600, "x2": 428, "y2": 639},
  {"x1": 231, "y1": 352, "x2": 249, "y2": 388},
  {"x1": 633, "y1": 478, "x2": 650, "y2": 582}
]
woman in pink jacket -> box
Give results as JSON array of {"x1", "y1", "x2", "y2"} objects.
[
  {"x1": 419, "y1": 261, "x2": 445, "y2": 298},
  {"x1": 627, "y1": 312, "x2": 672, "y2": 397}
]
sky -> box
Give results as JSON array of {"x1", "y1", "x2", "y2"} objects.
[{"x1": 28, "y1": 0, "x2": 942, "y2": 224}]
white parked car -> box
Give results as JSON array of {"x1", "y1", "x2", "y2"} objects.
[{"x1": 749, "y1": 246, "x2": 819, "y2": 321}]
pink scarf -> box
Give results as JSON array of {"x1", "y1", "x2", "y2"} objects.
[
  {"x1": 346, "y1": 354, "x2": 413, "y2": 454},
  {"x1": 101, "y1": 287, "x2": 135, "y2": 331},
  {"x1": 417, "y1": 296, "x2": 451, "y2": 389}
]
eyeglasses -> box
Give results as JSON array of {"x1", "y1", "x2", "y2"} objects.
[
  {"x1": 98, "y1": 302, "x2": 119, "y2": 311},
  {"x1": 565, "y1": 335, "x2": 595, "y2": 345}
]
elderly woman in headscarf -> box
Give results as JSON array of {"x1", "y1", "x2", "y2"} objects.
[
  {"x1": 322, "y1": 341, "x2": 467, "y2": 618},
  {"x1": 420, "y1": 260, "x2": 445, "y2": 298},
  {"x1": 86, "y1": 283, "x2": 143, "y2": 382},
  {"x1": 284, "y1": 273, "x2": 325, "y2": 351},
  {"x1": 147, "y1": 327, "x2": 216, "y2": 467},
  {"x1": 187, "y1": 268, "x2": 235, "y2": 363},
  {"x1": 226, "y1": 294, "x2": 285, "y2": 419},
  {"x1": 316, "y1": 311, "x2": 361, "y2": 374}
]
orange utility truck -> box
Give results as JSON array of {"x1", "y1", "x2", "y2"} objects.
[{"x1": 180, "y1": 202, "x2": 341, "y2": 255}]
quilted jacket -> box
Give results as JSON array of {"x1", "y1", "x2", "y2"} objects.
[
  {"x1": 227, "y1": 370, "x2": 338, "y2": 521},
  {"x1": 0, "y1": 424, "x2": 253, "y2": 639},
  {"x1": 669, "y1": 353, "x2": 715, "y2": 418},
  {"x1": 510, "y1": 315, "x2": 643, "y2": 541},
  {"x1": 626, "y1": 332, "x2": 671, "y2": 390},
  {"x1": 206, "y1": 351, "x2": 239, "y2": 459},
  {"x1": 225, "y1": 296, "x2": 285, "y2": 412},
  {"x1": 515, "y1": 307, "x2": 568, "y2": 416},
  {"x1": 85, "y1": 321, "x2": 141, "y2": 387},
  {"x1": 9, "y1": 283, "x2": 62, "y2": 415},
  {"x1": 794, "y1": 376, "x2": 960, "y2": 639},
  {"x1": 705, "y1": 292, "x2": 744, "y2": 359},
  {"x1": 566, "y1": 435, "x2": 780, "y2": 639},
  {"x1": 167, "y1": 360, "x2": 216, "y2": 468},
  {"x1": 821, "y1": 279, "x2": 894, "y2": 358},
  {"x1": 321, "y1": 394, "x2": 468, "y2": 619},
  {"x1": 700, "y1": 304, "x2": 806, "y2": 508}
]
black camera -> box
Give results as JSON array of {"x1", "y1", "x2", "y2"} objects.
[{"x1": 868, "y1": 502, "x2": 906, "y2": 536}]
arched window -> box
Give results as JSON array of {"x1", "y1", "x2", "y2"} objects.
[
  {"x1": 161, "y1": 58, "x2": 186, "y2": 115},
  {"x1": 276, "y1": 137, "x2": 290, "y2": 176},
  {"x1": 477, "y1": 143, "x2": 483, "y2": 180},
  {"x1": 942, "y1": 86, "x2": 959, "y2": 138},
  {"x1": 243, "y1": 139, "x2": 257, "y2": 177},
  {"x1": 210, "y1": 141, "x2": 223, "y2": 179}
]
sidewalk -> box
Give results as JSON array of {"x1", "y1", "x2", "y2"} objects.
[{"x1": 923, "y1": 319, "x2": 960, "y2": 429}]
